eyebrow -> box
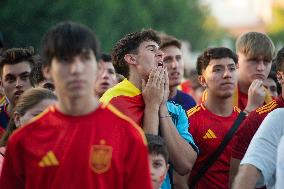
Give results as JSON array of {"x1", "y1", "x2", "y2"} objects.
[
  {"x1": 20, "y1": 72, "x2": 31, "y2": 76},
  {"x1": 145, "y1": 44, "x2": 158, "y2": 49}
]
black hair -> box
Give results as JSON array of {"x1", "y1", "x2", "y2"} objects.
[
  {"x1": 196, "y1": 47, "x2": 238, "y2": 75},
  {"x1": 41, "y1": 21, "x2": 100, "y2": 67},
  {"x1": 145, "y1": 134, "x2": 169, "y2": 163}
]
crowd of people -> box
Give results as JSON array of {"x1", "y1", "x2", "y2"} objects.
[{"x1": 0, "y1": 21, "x2": 283, "y2": 189}]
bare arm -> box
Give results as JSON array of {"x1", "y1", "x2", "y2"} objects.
[
  {"x1": 232, "y1": 164, "x2": 262, "y2": 189},
  {"x1": 159, "y1": 105, "x2": 197, "y2": 175},
  {"x1": 159, "y1": 69, "x2": 197, "y2": 175},
  {"x1": 173, "y1": 171, "x2": 190, "y2": 189},
  {"x1": 229, "y1": 158, "x2": 241, "y2": 188}
]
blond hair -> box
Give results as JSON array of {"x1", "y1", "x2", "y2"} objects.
[{"x1": 236, "y1": 32, "x2": 275, "y2": 60}]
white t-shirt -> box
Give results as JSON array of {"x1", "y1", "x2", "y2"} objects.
[
  {"x1": 241, "y1": 108, "x2": 284, "y2": 189},
  {"x1": 276, "y1": 136, "x2": 284, "y2": 189}
]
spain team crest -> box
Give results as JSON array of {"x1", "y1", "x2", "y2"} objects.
[{"x1": 90, "y1": 140, "x2": 112, "y2": 174}]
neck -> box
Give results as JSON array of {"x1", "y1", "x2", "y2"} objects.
[
  {"x1": 204, "y1": 92, "x2": 234, "y2": 117},
  {"x1": 169, "y1": 86, "x2": 178, "y2": 99},
  {"x1": 282, "y1": 89, "x2": 284, "y2": 99},
  {"x1": 128, "y1": 72, "x2": 143, "y2": 90},
  {"x1": 57, "y1": 95, "x2": 99, "y2": 116}
]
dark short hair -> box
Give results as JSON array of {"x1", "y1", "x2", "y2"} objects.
[
  {"x1": 100, "y1": 53, "x2": 112, "y2": 62},
  {"x1": 274, "y1": 47, "x2": 284, "y2": 72},
  {"x1": 159, "y1": 33, "x2": 181, "y2": 50},
  {"x1": 146, "y1": 134, "x2": 169, "y2": 163},
  {"x1": 30, "y1": 57, "x2": 45, "y2": 86},
  {"x1": 112, "y1": 29, "x2": 160, "y2": 78},
  {"x1": 196, "y1": 47, "x2": 238, "y2": 75},
  {"x1": 41, "y1": 21, "x2": 100, "y2": 67},
  {"x1": 0, "y1": 46, "x2": 37, "y2": 77}
]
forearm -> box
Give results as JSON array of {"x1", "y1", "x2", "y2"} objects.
[
  {"x1": 159, "y1": 106, "x2": 197, "y2": 175},
  {"x1": 173, "y1": 171, "x2": 190, "y2": 189},
  {"x1": 229, "y1": 158, "x2": 241, "y2": 188},
  {"x1": 232, "y1": 164, "x2": 261, "y2": 189},
  {"x1": 143, "y1": 105, "x2": 160, "y2": 134}
]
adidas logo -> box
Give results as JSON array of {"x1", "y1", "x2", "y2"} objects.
[
  {"x1": 203, "y1": 129, "x2": 217, "y2": 139},
  {"x1": 38, "y1": 151, "x2": 59, "y2": 167}
]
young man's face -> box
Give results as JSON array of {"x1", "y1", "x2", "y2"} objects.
[
  {"x1": 263, "y1": 77, "x2": 278, "y2": 97},
  {"x1": 45, "y1": 50, "x2": 97, "y2": 100},
  {"x1": 161, "y1": 45, "x2": 184, "y2": 88},
  {"x1": 148, "y1": 154, "x2": 168, "y2": 189},
  {"x1": 237, "y1": 53, "x2": 272, "y2": 87},
  {"x1": 134, "y1": 40, "x2": 164, "y2": 79},
  {"x1": 94, "y1": 61, "x2": 117, "y2": 97},
  {"x1": 1, "y1": 62, "x2": 33, "y2": 105},
  {"x1": 200, "y1": 58, "x2": 237, "y2": 99}
]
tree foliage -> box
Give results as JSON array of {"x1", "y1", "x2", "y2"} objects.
[
  {"x1": 0, "y1": 0, "x2": 224, "y2": 52},
  {"x1": 267, "y1": 5, "x2": 284, "y2": 48}
]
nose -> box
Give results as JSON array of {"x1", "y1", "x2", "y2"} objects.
[
  {"x1": 172, "y1": 59, "x2": 177, "y2": 69},
  {"x1": 223, "y1": 67, "x2": 232, "y2": 78},
  {"x1": 15, "y1": 78, "x2": 24, "y2": 88},
  {"x1": 70, "y1": 57, "x2": 84, "y2": 74},
  {"x1": 156, "y1": 49, "x2": 164, "y2": 60},
  {"x1": 101, "y1": 70, "x2": 110, "y2": 79},
  {"x1": 256, "y1": 61, "x2": 265, "y2": 71}
]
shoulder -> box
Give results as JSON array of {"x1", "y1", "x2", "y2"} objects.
[
  {"x1": 254, "y1": 99, "x2": 278, "y2": 115},
  {"x1": 101, "y1": 103, "x2": 147, "y2": 146},
  {"x1": 186, "y1": 104, "x2": 203, "y2": 117},
  {"x1": 100, "y1": 79, "x2": 141, "y2": 104},
  {"x1": 8, "y1": 108, "x2": 52, "y2": 144}
]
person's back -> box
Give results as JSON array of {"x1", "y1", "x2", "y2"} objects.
[{"x1": 0, "y1": 21, "x2": 152, "y2": 189}]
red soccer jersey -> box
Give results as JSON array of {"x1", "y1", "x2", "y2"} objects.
[
  {"x1": 232, "y1": 96, "x2": 284, "y2": 160},
  {"x1": 100, "y1": 79, "x2": 145, "y2": 126},
  {"x1": 0, "y1": 104, "x2": 152, "y2": 189},
  {"x1": 187, "y1": 103, "x2": 240, "y2": 189}
]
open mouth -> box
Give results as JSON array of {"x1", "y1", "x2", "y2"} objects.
[
  {"x1": 100, "y1": 82, "x2": 110, "y2": 87},
  {"x1": 157, "y1": 60, "x2": 164, "y2": 67}
]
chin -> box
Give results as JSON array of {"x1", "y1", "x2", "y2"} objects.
[
  {"x1": 170, "y1": 82, "x2": 181, "y2": 88},
  {"x1": 219, "y1": 92, "x2": 234, "y2": 99}
]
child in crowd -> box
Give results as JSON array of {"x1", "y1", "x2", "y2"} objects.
[{"x1": 146, "y1": 134, "x2": 169, "y2": 189}]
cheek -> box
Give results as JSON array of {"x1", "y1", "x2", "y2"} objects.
[{"x1": 19, "y1": 114, "x2": 32, "y2": 126}]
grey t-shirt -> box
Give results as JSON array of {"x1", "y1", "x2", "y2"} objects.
[{"x1": 241, "y1": 108, "x2": 284, "y2": 189}]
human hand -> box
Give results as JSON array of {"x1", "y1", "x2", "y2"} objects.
[
  {"x1": 245, "y1": 79, "x2": 266, "y2": 112},
  {"x1": 142, "y1": 67, "x2": 165, "y2": 109}
]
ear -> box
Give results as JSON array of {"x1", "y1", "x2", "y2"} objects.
[
  {"x1": 198, "y1": 75, "x2": 207, "y2": 87},
  {"x1": 124, "y1": 54, "x2": 137, "y2": 65},
  {"x1": 42, "y1": 66, "x2": 52, "y2": 80},
  {"x1": 13, "y1": 112, "x2": 22, "y2": 128},
  {"x1": 166, "y1": 163, "x2": 170, "y2": 173},
  {"x1": 277, "y1": 71, "x2": 284, "y2": 82},
  {"x1": 236, "y1": 63, "x2": 239, "y2": 69}
]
